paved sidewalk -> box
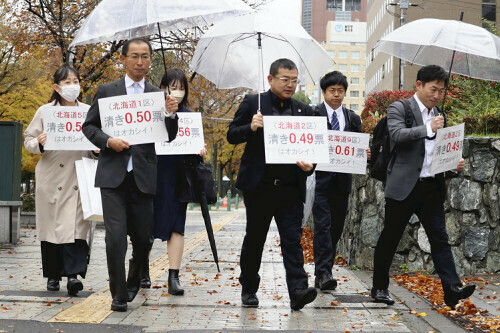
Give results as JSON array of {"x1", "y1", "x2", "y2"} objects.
[{"x1": 0, "y1": 210, "x2": 469, "y2": 332}]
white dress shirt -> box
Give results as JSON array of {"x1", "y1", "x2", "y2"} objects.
[
  {"x1": 413, "y1": 93, "x2": 437, "y2": 178},
  {"x1": 125, "y1": 75, "x2": 145, "y2": 171},
  {"x1": 324, "y1": 102, "x2": 345, "y2": 132}
]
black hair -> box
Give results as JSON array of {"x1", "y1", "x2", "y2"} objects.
[
  {"x1": 269, "y1": 58, "x2": 297, "y2": 76},
  {"x1": 416, "y1": 65, "x2": 449, "y2": 86},
  {"x1": 121, "y1": 37, "x2": 153, "y2": 56},
  {"x1": 160, "y1": 68, "x2": 189, "y2": 107},
  {"x1": 49, "y1": 65, "x2": 80, "y2": 105},
  {"x1": 320, "y1": 71, "x2": 348, "y2": 91}
]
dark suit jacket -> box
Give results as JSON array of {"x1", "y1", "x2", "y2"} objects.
[
  {"x1": 313, "y1": 103, "x2": 362, "y2": 193},
  {"x1": 385, "y1": 96, "x2": 446, "y2": 201},
  {"x1": 227, "y1": 90, "x2": 314, "y2": 202},
  {"x1": 82, "y1": 78, "x2": 178, "y2": 195}
]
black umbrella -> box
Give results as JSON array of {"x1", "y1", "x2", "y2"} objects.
[{"x1": 197, "y1": 189, "x2": 220, "y2": 273}]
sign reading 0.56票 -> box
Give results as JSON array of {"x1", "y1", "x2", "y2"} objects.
[
  {"x1": 263, "y1": 116, "x2": 329, "y2": 164},
  {"x1": 98, "y1": 91, "x2": 170, "y2": 144},
  {"x1": 43, "y1": 105, "x2": 97, "y2": 151},
  {"x1": 155, "y1": 112, "x2": 205, "y2": 155}
]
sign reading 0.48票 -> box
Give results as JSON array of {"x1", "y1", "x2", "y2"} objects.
[
  {"x1": 155, "y1": 112, "x2": 205, "y2": 155},
  {"x1": 42, "y1": 105, "x2": 97, "y2": 151},
  {"x1": 98, "y1": 91, "x2": 170, "y2": 144},
  {"x1": 263, "y1": 116, "x2": 329, "y2": 164}
]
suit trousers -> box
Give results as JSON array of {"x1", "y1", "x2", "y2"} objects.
[
  {"x1": 312, "y1": 177, "x2": 349, "y2": 277},
  {"x1": 240, "y1": 185, "x2": 308, "y2": 296},
  {"x1": 100, "y1": 171, "x2": 154, "y2": 302},
  {"x1": 373, "y1": 179, "x2": 462, "y2": 290}
]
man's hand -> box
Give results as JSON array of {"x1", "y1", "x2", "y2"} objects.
[
  {"x1": 250, "y1": 113, "x2": 263, "y2": 132},
  {"x1": 165, "y1": 95, "x2": 178, "y2": 115},
  {"x1": 430, "y1": 115, "x2": 445, "y2": 133},
  {"x1": 296, "y1": 161, "x2": 313, "y2": 172},
  {"x1": 108, "y1": 138, "x2": 130, "y2": 152},
  {"x1": 456, "y1": 158, "x2": 465, "y2": 172},
  {"x1": 37, "y1": 132, "x2": 47, "y2": 146},
  {"x1": 366, "y1": 147, "x2": 371, "y2": 160}
]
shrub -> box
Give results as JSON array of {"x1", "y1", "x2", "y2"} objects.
[{"x1": 21, "y1": 193, "x2": 35, "y2": 212}]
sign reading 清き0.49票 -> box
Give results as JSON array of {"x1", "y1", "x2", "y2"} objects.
[
  {"x1": 431, "y1": 123, "x2": 465, "y2": 175},
  {"x1": 263, "y1": 116, "x2": 329, "y2": 164},
  {"x1": 98, "y1": 91, "x2": 170, "y2": 144}
]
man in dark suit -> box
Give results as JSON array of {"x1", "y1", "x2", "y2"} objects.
[
  {"x1": 371, "y1": 65, "x2": 475, "y2": 307},
  {"x1": 312, "y1": 71, "x2": 366, "y2": 291},
  {"x1": 227, "y1": 58, "x2": 317, "y2": 311},
  {"x1": 83, "y1": 38, "x2": 178, "y2": 312}
]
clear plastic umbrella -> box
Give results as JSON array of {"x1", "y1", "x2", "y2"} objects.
[
  {"x1": 374, "y1": 18, "x2": 500, "y2": 82},
  {"x1": 189, "y1": 12, "x2": 335, "y2": 111},
  {"x1": 70, "y1": 0, "x2": 253, "y2": 47}
]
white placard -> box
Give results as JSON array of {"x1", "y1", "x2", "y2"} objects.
[
  {"x1": 98, "y1": 91, "x2": 169, "y2": 144},
  {"x1": 43, "y1": 106, "x2": 98, "y2": 151},
  {"x1": 263, "y1": 116, "x2": 329, "y2": 164},
  {"x1": 315, "y1": 130, "x2": 370, "y2": 174},
  {"x1": 431, "y1": 123, "x2": 465, "y2": 175},
  {"x1": 155, "y1": 112, "x2": 205, "y2": 155}
]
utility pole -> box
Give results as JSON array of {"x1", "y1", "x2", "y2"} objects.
[{"x1": 389, "y1": 1, "x2": 418, "y2": 90}]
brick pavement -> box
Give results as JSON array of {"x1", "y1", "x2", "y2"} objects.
[{"x1": 0, "y1": 210, "x2": 469, "y2": 332}]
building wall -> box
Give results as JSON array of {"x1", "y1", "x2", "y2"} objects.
[{"x1": 366, "y1": 0, "x2": 499, "y2": 94}]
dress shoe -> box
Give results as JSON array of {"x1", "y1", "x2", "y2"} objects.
[
  {"x1": 241, "y1": 292, "x2": 259, "y2": 306},
  {"x1": 67, "y1": 276, "x2": 83, "y2": 296},
  {"x1": 168, "y1": 269, "x2": 184, "y2": 296},
  {"x1": 140, "y1": 272, "x2": 151, "y2": 289},
  {"x1": 371, "y1": 288, "x2": 395, "y2": 305},
  {"x1": 110, "y1": 300, "x2": 127, "y2": 312},
  {"x1": 127, "y1": 286, "x2": 139, "y2": 302},
  {"x1": 47, "y1": 278, "x2": 60, "y2": 291},
  {"x1": 290, "y1": 287, "x2": 317, "y2": 310},
  {"x1": 443, "y1": 284, "x2": 476, "y2": 308},
  {"x1": 314, "y1": 274, "x2": 338, "y2": 291}
]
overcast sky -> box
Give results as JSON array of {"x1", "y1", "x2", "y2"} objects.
[{"x1": 257, "y1": 0, "x2": 302, "y2": 24}]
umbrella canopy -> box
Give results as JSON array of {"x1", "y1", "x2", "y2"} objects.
[
  {"x1": 70, "y1": 0, "x2": 253, "y2": 47},
  {"x1": 189, "y1": 12, "x2": 335, "y2": 92},
  {"x1": 374, "y1": 18, "x2": 500, "y2": 82}
]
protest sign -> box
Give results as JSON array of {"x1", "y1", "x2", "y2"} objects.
[{"x1": 155, "y1": 112, "x2": 205, "y2": 155}]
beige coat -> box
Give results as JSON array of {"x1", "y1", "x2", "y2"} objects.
[{"x1": 24, "y1": 102, "x2": 92, "y2": 244}]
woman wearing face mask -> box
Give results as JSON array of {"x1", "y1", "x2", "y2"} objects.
[
  {"x1": 142, "y1": 69, "x2": 207, "y2": 295},
  {"x1": 24, "y1": 65, "x2": 93, "y2": 296}
]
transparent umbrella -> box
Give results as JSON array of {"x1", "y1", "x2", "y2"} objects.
[{"x1": 189, "y1": 12, "x2": 335, "y2": 111}]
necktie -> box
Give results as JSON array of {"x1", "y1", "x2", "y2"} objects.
[
  {"x1": 331, "y1": 111, "x2": 340, "y2": 131},
  {"x1": 127, "y1": 82, "x2": 141, "y2": 172}
]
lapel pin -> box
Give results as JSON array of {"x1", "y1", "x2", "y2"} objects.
[{"x1": 298, "y1": 109, "x2": 302, "y2": 113}]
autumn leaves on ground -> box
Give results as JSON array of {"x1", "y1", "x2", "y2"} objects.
[{"x1": 300, "y1": 226, "x2": 499, "y2": 332}]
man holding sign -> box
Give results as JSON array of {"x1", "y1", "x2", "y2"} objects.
[
  {"x1": 371, "y1": 65, "x2": 474, "y2": 308},
  {"x1": 83, "y1": 38, "x2": 178, "y2": 312},
  {"x1": 227, "y1": 59, "x2": 317, "y2": 310}
]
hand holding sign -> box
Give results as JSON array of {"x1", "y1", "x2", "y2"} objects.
[{"x1": 108, "y1": 138, "x2": 130, "y2": 152}]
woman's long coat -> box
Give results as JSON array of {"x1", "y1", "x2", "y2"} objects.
[{"x1": 24, "y1": 102, "x2": 92, "y2": 244}]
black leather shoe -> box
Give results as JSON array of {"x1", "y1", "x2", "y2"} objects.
[
  {"x1": 314, "y1": 274, "x2": 337, "y2": 291},
  {"x1": 241, "y1": 292, "x2": 259, "y2": 306},
  {"x1": 168, "y1": 269, "x2": 184, "y2": 296},
  {"x1": 443, "y1": 284, "x2": 476, "y2": 308},
  {"x1": 67, "y1": 276, "x2": 83, "y2": 296},
  {"x1": 290, "y1": 287, "x2": 317, "y2": 310},
  {"x1": 371, "y1": 288, "x2": 395, "y2": 305},
  {"x1": 140, "y1": 272, "x2": 151, "y2": 289},
  {"x1": 47, "y1": 278, "x2": 60, "y2": 291},
  {"x1": 127, "y1": 286, "x2": 139, "y2": 302},
  {"x1": 110, "y1": 300, "x2": 127, "y2": 312}
]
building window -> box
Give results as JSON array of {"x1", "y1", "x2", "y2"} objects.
[
  {"x1": 327, "y1": 50, "x2": 335, "y2": 58},
  {"x1": 351, "y1": 51, "x2": 360, "y2": 59},
  {"x1": 326, "y1": 0, "x2": 342, "y2": 11},
  {"x1": 350, "y1": 91, "x2": 359, "y2": 98},
  {"x1": 338, "y1": 51, "x2": 348, "y2": 58},
  {"x1": 338, "y1": 64, "x2": 348, "y2": 71},
  {"x1": 350, "y1": 104, "x2": 359, "y2": 111},
  {"x1": 345, "y1": 0, "x2": 361, "y2": 12},
  {"x1": 351, "y1": 77, "x2": 360, "y2": 85},
  {"x1": 482, "y1": 1, "x2": 496, "y2": 29},
  {"x1": 302, "y1": 0, "x2": 312, "y2": 34},
  {"x1": 351, "y1": 64, "x2": 360, "y2": 72}
]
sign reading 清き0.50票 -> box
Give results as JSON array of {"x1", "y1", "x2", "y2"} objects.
[
  {"x1": 42, "y1": 105, "x2": 97, "y2": 151},
  {"x1": 431, "y1": 123, "x2": 465, "y2": 175},
  {"x1": 98, "y1": 91, "x2": 169, "y2": 144},
  {"x1": 315, "y1": 130, "x2": 370, "y2": 174},
  {"x1": 155, "y1": 112, "x2": 205, "y2": 155},
  {"x1": 263, "y1": 116, "x2": 329, "y2": 164}
]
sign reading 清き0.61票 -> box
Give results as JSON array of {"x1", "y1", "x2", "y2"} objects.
[
  {"x1": 263, "y1": 116, "x2": 329, "y2": 164},
  {"x1": 98, "y1": 91, "x2": 170, "y2": 144}
]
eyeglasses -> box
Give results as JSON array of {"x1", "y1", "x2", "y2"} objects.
[
  {"x1": 274, "y1": 76, "x2": 300, "y2": 85},
  {"x1": 126, "y1": 54, "x2": 151, "y2": 61}
]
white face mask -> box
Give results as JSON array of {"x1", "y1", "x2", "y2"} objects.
[
  {"x1": 169, "y1": 89, "x2": 185, "y2": 104},
  {"x1": 57, "y1": 84, "x2": 80, "y2": 102}
]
